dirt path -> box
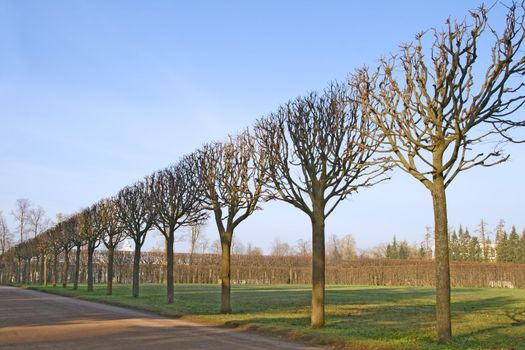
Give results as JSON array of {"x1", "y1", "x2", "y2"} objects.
[{"x1": 0, "y1": 286, "x2": 326, "y2": 349}]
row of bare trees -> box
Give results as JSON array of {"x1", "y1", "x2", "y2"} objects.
[
  {"x1": 0, "y1": 2, "x2": 523, "y2": 344},
  {"x1": 6, "y1": 249, "x2": 524, "y2": 288}
]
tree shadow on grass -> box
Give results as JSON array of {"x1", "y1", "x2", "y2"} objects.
[{"x1": 216, "y1": 294, "x2": 524, "y2": 350}]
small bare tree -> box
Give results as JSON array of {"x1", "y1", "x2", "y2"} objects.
[
  {"x1": 96, "y1": 198, "x2": 126, "y2": 295},
  {"x1": 79, "y1": 207, "x2": 100, "y2": 292},
  {"x1": 0, "y1": 211, "x2": 13, "y2": 256},
  {"x1": 255, "y1": 83, "x2": 389, "y2": 327},
  {"x1": 352, "y1": 3, "x2": 524, "y2": 342},
  {"x1": 116, "y1": 181, "x2": 156, "y2": 298},
  {"x1": 59, "y1": 216, "x2": 76, "y2": 288},
  {"x1": 11, "y1": 198, "x2": 31, "y2": 243},
  {"x1": 71, "y1": 214, "x2": 85, "y2": 290},
  {"x1": 187, "y1": 223, "x2": 204, "y2": 266},
  {"x1": 149, "y1": 159, "x2": 205, "y2": 304},
  {"x1": 194, "y1": 130, "x2": 267, "y2": 313},
  {"x1": 28, "y1": 207, "x2": 50, "y2": 239}
]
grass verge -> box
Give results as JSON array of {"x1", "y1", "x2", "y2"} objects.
[{"x1": 19, "y1": 283, "x2": 525, "y2": 350}]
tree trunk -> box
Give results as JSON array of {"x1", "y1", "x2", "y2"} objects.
[
  {"x1": 16, "y1": 257, "x2": 21, "y2": 284},
  {"x1": 43, "y1": 255, "x2": 48, "y2": 287},
  {"x1": 87, "y1": 245, "x2": 94, "y2": 292},
  {"x1": 22, "y1": 259, "x2": 28, "y2": 284},
  {"x1": 432, "y1": 176, "x2": 452, "y2": 343},
  {"x1": 39, "y1": 253, "x2": 45, "y2": 285},
  {"x1": 107, "y1": 247, "x2": 114, "y2": 295},
  {"x1": 62, "y1": 249, "x2": 70, "y2": 288},
  {"x1": 34, "y1": 256, "x2": 40, "y2": 284},
  {"x1": 73, "y1": 245, "x2": 81, "y2": 290},
  {"x1": 132, "y1": 244, "x2": 141, "y2": 298},
  {"x1": 310, "y1": 207, "x2": 325, "y2": 328},
  {"x1": 220, "y1": 233, "x2": 232, "y2": 314},
  {"x1": 166, "y1": 233, "x2": 174, "y2": 304},
  {"x1": 52, "y1": 253, "x2": 59, "y2": 287}
]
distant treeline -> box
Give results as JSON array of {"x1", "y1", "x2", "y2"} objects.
[
  {"x1": 2, "y1": 250, "x2": 523, "y2": 289},
  {"x1": 382, "y1": 220, "x2": 525, "y2": 264}
]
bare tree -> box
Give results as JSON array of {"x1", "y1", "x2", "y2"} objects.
[
  {"x1": 359, "y1": 243, "x2": 388, "y2": 259},
  {"x1": 194, "y1": 131, "x2": 267, "y2": 313},
  {"x1": 211, "y1": 239, "x2": 221, "y2": 254},
  {"x1": 96, "y1": 199, "x2": 126, "y2": 295},
  {"x1": 79, "y1": 207, "x2": 100, "y2": 292},
  {"x1": 0, "y1": 211, "x2": 13, "y2": 255},
  {"x1": 46, "y1": 227, "x2": 63, "y2": 287},
  {"x1": 328, "y1": 234, "x2": 357, "y2": 263},
  {"x1": 187, "y1": 223, "x2": 204, "y2": 266},
  {"x1": 71, "y1": 215, "x2": 85, "y2": 290},
  {"x1": 11, "y1": 198, "x2": 31, "y2": 243},
  {"x1": 255, "y1": 83, "x2": 388, "y2": 327},
  {"x1": 116, "y1": 181, "x2": 156, "y2": 298},
  {"x1": 149, "y1": 160, "x2": 205, "y2": 304},
  {"x1": 352, "y1": 4, "x2": 524, "y2": 342},
  {"x1": 270, "y1": 238, "x2": 293, "y2": 257},
  {"x1": 60, "y1": 216, "x2": 76, "y2": 288},
  {"x1": 28, "y1": 207, "x2": 50, "y2": 239},
  {"x1": 35, "y1": 233, "x2": 51, "y2": 286},
  {"x1": 295, "y1": 239, "x2": 311, "y2": 257}
]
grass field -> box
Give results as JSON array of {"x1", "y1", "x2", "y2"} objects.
[{"x1": 22, "y1": 283, "x2": 525, "y2": 350}]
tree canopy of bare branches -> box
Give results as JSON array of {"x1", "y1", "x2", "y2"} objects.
[
  {"x1": 255, "y1": 82, "x2": 389, "y2": 327},
  {"x1": 351, "y1": 3, "x2": 525, "y2": 343},
  {"x1": 11, "y1": 198, "x2": 31, "y2": 243}
]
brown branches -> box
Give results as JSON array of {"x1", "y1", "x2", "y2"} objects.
[
  {"x1": 353, "y1": 3, "x2": 524, "y2": 189},
  {"x1": 196, "y1": 130, "x2": 267, "y2": 235},
  {"x1": 116, "y1": 182, "x2": 156, "y2": 247},
  {"x1": 256, "y1": 82, "x2": 390, "y2": 219}
]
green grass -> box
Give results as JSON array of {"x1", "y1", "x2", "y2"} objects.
[{"x1": 22, "y1": 283, "x2": 525, "y2": 350}]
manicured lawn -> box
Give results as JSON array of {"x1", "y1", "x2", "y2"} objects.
[{"x1": 23, "y1": 283, "x2": 525, "y2": 350}]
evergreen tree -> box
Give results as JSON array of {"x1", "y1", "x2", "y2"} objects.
[
  {"x1": 508, "y1": 226, "x2": 520, "y2": 263},
  {"x1": 386, "y1": 235, "x2": 399, "y2": 259},
  {"x1": 496, "y1": 232, "x2": 509, "y2": 263},
  {"x1": 458, "y1": 226, "x2": 471, "y2": 261},
  {"x1": 520, "y1": 230, "x2": 525, "y2": 264},
  {"x1": 468, "y1": 237, "x2": 482, "y2": 261},
  {"x1": 398, "y1": 241, "x2": 409, "y2": 259},
  {"x1": 476, "y1": 219, "x2": 491, "y2": 261},
  {"x1": 449, "y1": 230, "x2": 459, "y2": 261}
]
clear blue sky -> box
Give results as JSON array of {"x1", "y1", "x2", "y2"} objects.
[{"x1": 1, "y1": 0, "x2": 523, "y2": 253}]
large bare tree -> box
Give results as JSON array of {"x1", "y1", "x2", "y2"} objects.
[
  {"x1": 149, "y1": 160, "x2": 205, "y2": 304},
  {"x1": 116, "y1": 181, "x2": 156, "y2": 298},
  {"x1": 194, "y1": 130, "x2": 267, "y2": 313},
  {"x1": 11, "y1": 198, "x2": 31, "y2": 243},
  {"x1": 255, "y1": 83, "x2": 389, "y2": 327},
  {"x1": 96, "y1": 199, "x2": 126, "y2": 295},
  {"x1": 352, "y1": 4, "x2": 524, "y2": 343}
]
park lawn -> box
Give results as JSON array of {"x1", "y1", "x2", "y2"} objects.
[{"x1": 23, "y1": 283, "x2": 525, "y2": 350}]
